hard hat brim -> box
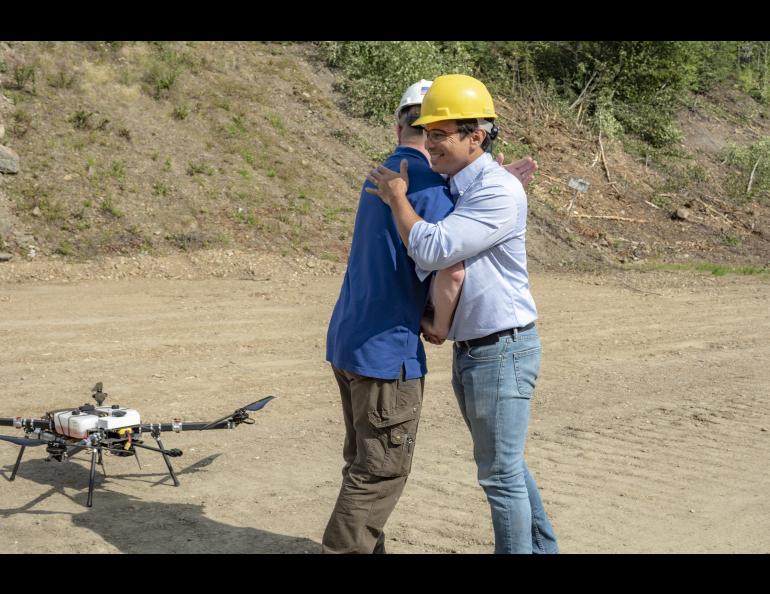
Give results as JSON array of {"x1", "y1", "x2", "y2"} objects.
[{"x1": 411, "y1": 112, "x2": 497, "y2": 128}]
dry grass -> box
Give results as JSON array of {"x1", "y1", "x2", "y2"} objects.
[{"x1": 0, "y1": 41, "x2": 768, "y2": 269}]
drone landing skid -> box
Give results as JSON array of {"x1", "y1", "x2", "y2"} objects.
[{"x1": 10, "y1": 445, "x2": 25, "y2": 482}]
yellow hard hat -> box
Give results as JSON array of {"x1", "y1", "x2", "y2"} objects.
[{"x1": 411, "y1": 74, "x2": 497, "y2": 127}]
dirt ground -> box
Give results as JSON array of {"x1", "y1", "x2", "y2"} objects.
[{"x1": 0, "y1": 252, "x2": 768, "y2": 553}]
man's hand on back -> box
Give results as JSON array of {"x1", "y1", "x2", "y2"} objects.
[
  {"x1": 497, "y1": 154, "x2": 538, "y2": 188},
  {"x1": 365, "y1": 159, "x2": 409, "y2": 206}
]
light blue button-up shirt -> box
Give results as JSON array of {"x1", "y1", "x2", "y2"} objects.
[{"x1": 407, "y1": 152, "x2": 538, "y2": 341}]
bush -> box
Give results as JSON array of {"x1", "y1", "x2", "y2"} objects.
[
  {"x1": 144, "y1": 62, "x2": 178, "y2": 100},
  {"x1": 318, "y1": 41, "x2": 473, "y2": 124},
  {"x1": 172, "y1": 104, "x2": 189, "y2": 120},
  {"x1": 722, "y1": 138, "x2": 770, "y2": 203},
  {"x1": 316, "y1": 41, "x2": 729, "y2": 149},
  {"x1": 12, "y1": 63, "x2": 36, "y2": 92},
  {"x1": 68, "y1": 110, "x2": 93, "y2": 130}
]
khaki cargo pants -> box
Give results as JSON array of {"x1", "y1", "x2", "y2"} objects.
[{"x1": 322, "y1": 365, "x2": 424, "y2": 554}]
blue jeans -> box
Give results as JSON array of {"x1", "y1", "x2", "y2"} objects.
[{"x1": 452, "y1": 326, "x2": 558, "y2": 554}]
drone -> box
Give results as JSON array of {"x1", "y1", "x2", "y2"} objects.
[{"x1": 0, "y1": 382, "x2": 274, "y2": 507}]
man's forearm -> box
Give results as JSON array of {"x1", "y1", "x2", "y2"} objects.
[
  {"x1": 430, "y1": 261, "x2": 465, "y2": 338},
  {"x1": 389, "y1": 192, "x2": 423, "y2": 248}
]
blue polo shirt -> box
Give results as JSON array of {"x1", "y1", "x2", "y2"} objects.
[{"x1": 326, "y1": 146, "x2": 454, "y2": 380}]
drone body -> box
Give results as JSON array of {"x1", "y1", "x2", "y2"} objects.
[
  {"x1": 51, "y1": 405, "x2": 142, "y2": 439},
  {"x1": 1, "y1": 382, "x2": 274, "y2": 507}
]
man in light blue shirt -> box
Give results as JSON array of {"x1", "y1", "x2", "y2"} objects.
[
  {"x1": 366, "y1": 74, "x2": 558, "y2": 554},
  {"x1": 410, "y1": 149, "x2": 538, "y2": 341}
]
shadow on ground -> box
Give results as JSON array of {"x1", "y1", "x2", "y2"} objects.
[{"x1": 1, "y1": 456, "x2": 319, "y2": 553}]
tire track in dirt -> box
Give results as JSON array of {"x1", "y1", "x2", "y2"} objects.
[{"x1": 530, "y1": 382, "x2": 769, "y2": 552}]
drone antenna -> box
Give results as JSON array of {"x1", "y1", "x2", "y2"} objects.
[{"x1": 92, "y1": 382, "x2": 107, "y2": 406}]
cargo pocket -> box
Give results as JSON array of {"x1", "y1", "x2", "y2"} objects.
[{"x1": 365, "y1": 403, "x2": 419, "y2": 478}]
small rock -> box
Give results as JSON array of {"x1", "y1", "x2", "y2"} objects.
[
  {"x1": 0, "y1": 144, "x2": 20, "y2": 174},
  {"x1": 0, "y1": 252, "x2": 12, "y2": 262},
  {"x1": 673, "y1": 207, "x2": 690, "y2": 221},
  {"x1": 63, "y1": 174, "x2": 73, "y2": 181},
  {"x1": 31, "y1": 206, "x2": 42, "y2": 217},
  {"x1": 0, "y1": 124, "x2": 5, "y2": 140}
]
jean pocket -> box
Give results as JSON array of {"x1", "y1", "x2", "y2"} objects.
[
  {"x1": 366, "y1": 404, "x2": 419, "y2": 478},
  {"x1": 465, "y1": 340, "x2": 506, "y2": 361},
  {"x1": 513, "y1": 346, "x2": 541, "y2": 397}
]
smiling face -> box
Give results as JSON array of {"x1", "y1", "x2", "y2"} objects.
[{"x1": 423, "y1": 120, "x2": 485, "y2": 176}]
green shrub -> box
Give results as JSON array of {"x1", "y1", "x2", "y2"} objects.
[
  {"x1": 173, "y1": 104, "x2": 189, "y2": 120},
  {"x1": 144, "y1": 62, "x2": 178, "y2": 100},
  {"x1": 153, "y1": 181, "x2": 170, "y2": 196},
  {"x1": 11, "y1": 109, "x2": 32, "y2": 138},
  {"x1": 318, "y1": 41, "x2": 473, "y2": 124},
  {"x1": 722, "y1": 137, "x2": 770, "y2": 203},
  {"x1": 719, "y1": 232, "x2": 741, "y2": 247},
  {"x1": 100, "y1": 197, "x2": 123, "y2": 218},
  {"x1": 69, "y1": 110, "x2": 93, "y2": 130},
  {"x1": 316, "y1": 41, "x2": 720, "y2": 149},
  {"x1": 187, "y1": 161, "x2": 213, "y2": 176},
  {"x1": 49, "y1": 67, "x2": 77, "y2": 89},
  {"x1": 12, "y1": 63, "x2": 36, "y2": 92}
]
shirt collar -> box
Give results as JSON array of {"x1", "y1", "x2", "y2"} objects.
[{"x1": 449, "y1": 152, "x2": 494, "y2": 199}]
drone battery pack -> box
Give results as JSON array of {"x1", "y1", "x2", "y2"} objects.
[{"x1": 95, "y1": 407, "x2": 141, "y2": 431}]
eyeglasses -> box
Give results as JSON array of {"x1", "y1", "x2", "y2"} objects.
[{"x1": 421, "y1": 128, "x2": 462, "y2": 143}]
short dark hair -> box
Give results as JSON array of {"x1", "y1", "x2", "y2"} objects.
[
  {"x1": 398, "y1": 105, "x2": 420, "y2": 126},
  {"x1": 399, "y1": 105, "x2": 424, "y2": 140},
  {"x1": 455, "y1": 118, "x2": 496, "y2": 152}
]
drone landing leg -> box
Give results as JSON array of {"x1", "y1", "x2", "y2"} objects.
[
  {"x1": 87, "y1": 448, "x2": 98, "y2": 508},
  {"x1": 98, "y1": 449, "x2": 107, "y2": 477},
  {"x1": 133, "y1": 447, "x2": 142, "y2": 470},
  {"x1": 10, "y1": 446, "x2": 25, "y2": 481},
  {"x1": 154, "y1": 435, "x2": 180, "y2": 487}
]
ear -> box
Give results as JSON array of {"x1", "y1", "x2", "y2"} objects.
[{"x1": 470, "y1": 128, "x2": 486, "y2": 150}]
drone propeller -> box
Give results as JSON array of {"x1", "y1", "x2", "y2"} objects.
[
  {"x1": 243, "y1": 396, "x2": 275, "y2": 412},
  {"x1": 199, "y1": 395, "x2": 275, "y2": 431},
  {"x1": 0, "y1": 435, "x2": 48, "y2": 447}
]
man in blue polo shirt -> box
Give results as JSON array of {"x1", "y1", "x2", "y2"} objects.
[{"x1": 322, "y1": 80, "x2": 460, "y2": 554}]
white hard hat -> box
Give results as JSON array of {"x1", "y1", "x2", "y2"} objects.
[{"x1": 395, "y1": 79, "x2": 433, "y2": 119}]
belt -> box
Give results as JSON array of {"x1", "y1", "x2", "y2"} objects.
[{"x1": 456, "y1": 322, "x2": 535, "y2": 349}]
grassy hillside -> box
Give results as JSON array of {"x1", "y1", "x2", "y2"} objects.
[{"x1": 0, "y1": 41, "x2": 768, "y2": 272}]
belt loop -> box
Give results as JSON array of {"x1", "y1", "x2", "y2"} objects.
[{"x1": 513, "y1": 327, "x2": 519, "y2": 342}]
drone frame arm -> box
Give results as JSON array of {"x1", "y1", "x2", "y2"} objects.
[
  {"x1": 139, "y1": 419, "x2": 243, "y2": 433},
  {"x1": 0, "y1": 417, "x2": 51, "y2": 430},
  {"x1": 139, "y1": 395, "x2": 274, "y2": 434}
]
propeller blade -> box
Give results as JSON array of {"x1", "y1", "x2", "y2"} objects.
[
  {"x1": 0, "y1": 435, "x2": 47, "y2": 447},
  {"x1": 199, "y1": 396, "x2": 275, "y2": 430},
  {"x1": 244, "y1": 395, "x2": 275, "y2": 412}
]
